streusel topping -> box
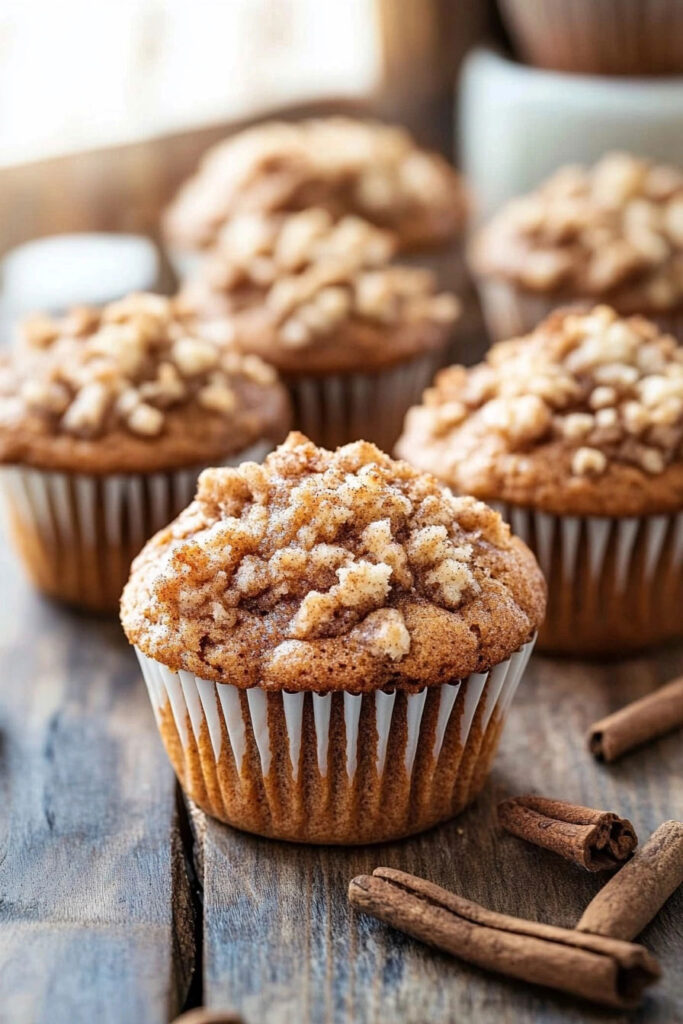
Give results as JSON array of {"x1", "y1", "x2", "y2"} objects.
[
  {"x1": 0, "y1": 293, "x2": 290, "y2": 473},
  {"x1": 179, "y1": 208, "x2": 460, "y2": 359},
  {"x1": 163, "y1": 117, "x2": 466, "y2": 254},
  {"x1": 121, "y1": 433, "x2": 545, "y2": 690},
  {"x1": 2, "y1": 293, "x2": 277, "y2": 439},
  {"x1": 397, "y1": 307, "x2": 683, "y2": 516},
  {"x1": 471, "y1": 153, "x2": 683, "y2": 310}
]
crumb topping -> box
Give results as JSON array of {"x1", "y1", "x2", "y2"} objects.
[
  {"x1": 473, "y1": 153, "x2": 683, "y2": 309},
  {"x1": 412, "y1": 306, "x2": 683, "y2": 479},
  {"x1": 179, "y1": 208, "x2": 460, "y2": 352},
  {"x1": 163, "y1": 117, "x2": 466, "y2": 252},
  {"x1": 121, "y1": 432, "x2": 543, "y2": 682},
  {"x1": 0, "y1": 293, "x2": 279, "y2": 441}
]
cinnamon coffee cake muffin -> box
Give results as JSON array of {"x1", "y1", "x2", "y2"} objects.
[
  {"x1": 162, "y1": 117, "x2": 466, "y2": 277},
  {"x1": 122, "y1": 432, "x2": 545, "y2": 844},
  {"x1": 179, "y1": 208, "x2": 460, "y2": 450},
  {"x1": 397, "y1": 305, "x2": 683, "y2": 654},
  {"x1": 470, "y1": 153, "x2": 683, "y2": 341},
  {"x1": 500, "y1": 0, "x2": 683, "y2": 76},
  {"x1": 0, "y1": 293, "x2": 289, "y2": 610}
]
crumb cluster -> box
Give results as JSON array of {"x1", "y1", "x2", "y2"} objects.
[
  {"x1": 0, "y1": 293, "x2": 277, "y2": 440},
  {"x1": 473, "y1": 153, "x2": 683, "y2": 308},
  {"x1": 163, "y1": 117, "x2": 466, "y2": 252},
  {"x1": 123, "y1": 433, "x2": 522, "y2": 669},
  {"x1": 180, "y1": 208, "x2": 460, "y2": 351},
  {"x1": 416, "y1": 306, "x2": 683, "y2": 478}
]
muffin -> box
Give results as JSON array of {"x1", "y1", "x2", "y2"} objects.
[
  {"x1": 0, "y1": 293, "x2": 289, "y2": 611},
  {"x1": 162, "y1": 117, "x2": 466, "y2": 279},
  {"x1": 121, "y1": 432, "x2": 545, "y2": 844},
  {"x1": 178, "y1": 208, "x2": 460, "y2": 451},
  {"x1": 397, "y1": 305, "x2": 683, "y2": 655},
  {"x1": 499, "y1": 0, "x2": 683, "y2": 76},
  {"x1": 469, "y1": 153, "x2": 683, "y2": 342}
]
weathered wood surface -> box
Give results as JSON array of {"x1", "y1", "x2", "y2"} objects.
[
  {"x1": 0, "y1": 545, "x2": 194, "y2": 1023},
  {"x1": 193, "y1": 646, "x2": 683, "y2": 1024},
  {"x1": 0, "y1": 514, "x2": 680, "y2": 1024}
]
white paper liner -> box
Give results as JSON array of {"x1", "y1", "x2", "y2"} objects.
[
  {"x1": 491, "y1": 501, "x2": 683, "y2": 651},
  {"x1": 476, "y1": 279, "x2": 564, "y2": 342},
  {"x1": 286, "y1": 349, "x2": 441, "y2": 452},
  {"x1": 489, "y1": 502, "x2": 683, "y2": 589},
  {"x1": 0, "y1": 439, "x2": 272, "y2": 609},
  {"x1": 476, "y1": 278, "x2": 683, "y2": 345},
  {"x1": 136, "y1": 639, "x2": 535, "y2": 834}
]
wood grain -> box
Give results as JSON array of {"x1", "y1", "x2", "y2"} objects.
[
  {"x1": 0, "y1": 545, "x2": 195, "y2": 1023},
  {"x1": 0, "y1": 484, "x2": 679, "y2": 1022},
  {"x1": 193, "y1": 646, "x2": 683, "y2": 1024}
]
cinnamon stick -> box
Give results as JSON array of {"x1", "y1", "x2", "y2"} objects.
[
  {"x1": 348, "y1": 867, "x2": 660, "y2": 1009},
  {"x1": 577, "y1": 820, "x2": 683, "y2": 940},
  {"x1": 498, "y1": 795, "x2": 637, "y2": 871},
  {"x1": 588, "y1": 675, "x2": 683, "y2": 762}
]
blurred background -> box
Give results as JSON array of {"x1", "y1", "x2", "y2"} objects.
[
  {"x1": 0, "y1": 0, "x2": 497, "y2": 255},
  {"x1": 2, "y1": 0, "x2": 683, "y2": 309}
]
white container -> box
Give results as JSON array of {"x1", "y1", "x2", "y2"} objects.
[
  {"x1": 1, "y1": 233, "x2": 165, "y2": 343},
  {"x1": 459, "y1": 49, "x2": 683, "y2": 222}
]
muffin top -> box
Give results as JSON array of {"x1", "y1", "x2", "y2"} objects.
[
  {"x1": 178, "y1": 208, "x2": 460, "y2": 374},
  {"x1": 163, "y1": 117, "x2": 466, "y2": 255},
  {"x1": 121, "y1": 432, "x2": 545, "y2": 691},
  {"x1": 0, "y1": 293, "x2": 289, "y2": 474},
  {"x1": 396, "y1": 306, "x2": 683, "y2": 517},
  {"x1": 470, "y1": 153, "x2": 683, "y2": 313}
]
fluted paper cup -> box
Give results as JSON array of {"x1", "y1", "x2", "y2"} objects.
[
  {"x1": 135, "y1": 639, "x2": 535, "y2": 844},
  {"x1": 476, "y1": 278, "x2": 683, "y2": 344},
  {"x1": 0, "y1": 440, "x2": 272, "y2": 612},
  {"x1": 500, "y1": 0, "x2": 683, "y2": 76},
  {"x1": 490, "y1": 501, "x2": 683, "y2": 654},
  {"x1": 286, "y1": 350, "x2": 441, "y2": 453}
]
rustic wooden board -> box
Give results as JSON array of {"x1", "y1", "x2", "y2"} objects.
[
  {"x1": 0, "y1": 545, "x2": 195, "y2": 1023},
  {"x1": 194, "y1": 645, "x2": 683, "y2": 1024}
]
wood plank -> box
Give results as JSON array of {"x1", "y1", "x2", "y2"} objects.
[
  {"x1": 194, "y1": 646, "x2": 683, "y2": 1024},
  {"x1": 0, "y1": 545, "x2": 195, "y2": 1023}
]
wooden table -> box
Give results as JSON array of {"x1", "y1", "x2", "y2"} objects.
[{"x1": 0, "y1": 537, "x2": 681, "y2": 1024}]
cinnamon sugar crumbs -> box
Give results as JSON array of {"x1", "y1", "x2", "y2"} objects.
[
  {"x1": 412, "y1": 306, "x2": 682, "y2": 478},
  {"x1": 122, "y1": 432, "x2": 529, "y2": 667},
  {"x1": 472, "y1": 153, "x2": 683, "y2": 309},
  {"x1": 178, "y1": 208, "x2": 460, "y2": 351},
  {"x1": 0, "y1": 293, "x2": 278, "y2": 441},
  {"x1": 351, "y1": 608, "x2": 411, "y2": 660},
  {"x1": 163, "y1": 116, "x2": 466, "y2": 253}
]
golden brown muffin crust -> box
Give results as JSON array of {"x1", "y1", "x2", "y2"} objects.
[
  {"x1": 121, "y1": 432, "x2": 545, "y2": 691},
  {"x1": 470, "y1": 153, "x2": 683, "y2": 314},
  {"x1": 178, "y1": 209, "x2": 460, "y2": 374},
  {"x1": 0, "y1": 293, "x2": 290, "y2": 474},
  {"x1": 396, "y1": 306, "x2": 683, "y2": 517},
  {"x1": 163, "y1": 117, "x2": 466, "y2": 255}
]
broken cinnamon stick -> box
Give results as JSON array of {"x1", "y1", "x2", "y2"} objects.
[
  {"x1": 577, "y1": 820, "x2": 683, "y2": 940},
  {"x1": 588, "y1": 675, "x2": 683, "y2": 762},
  {"x1": 348, "y1": 867, "x2": 660, "y2": 1009},
  {"x1": 498, "y1": 795, "x2": 637, "y2": 871}
]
